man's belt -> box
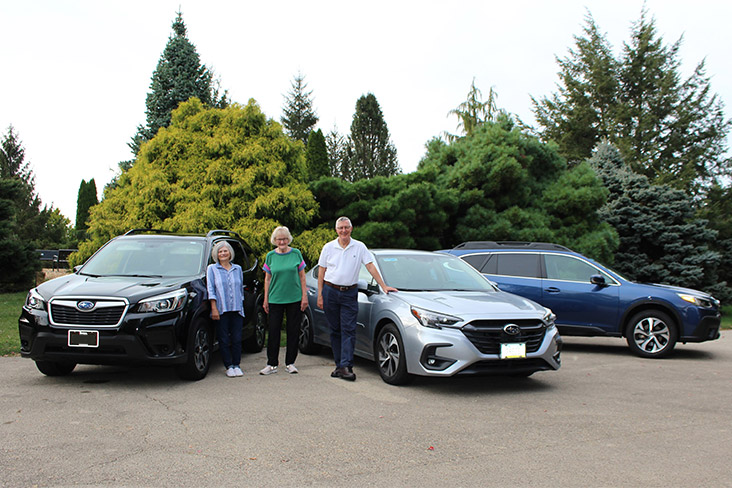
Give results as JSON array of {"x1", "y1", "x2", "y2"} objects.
[{"x1": 324, "y1": 281, "x2": 357, "y2": 291}]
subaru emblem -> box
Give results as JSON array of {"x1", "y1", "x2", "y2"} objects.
[
  {"x1": 77, "y1": 300, "x2": 95, "y2": 311},
  {"x1": 503, "y1": 324, "x2": 521, "y2": 335}
]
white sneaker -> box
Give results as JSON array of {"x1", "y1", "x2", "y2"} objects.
[
  {"x1": 285, "y1": 364, "x2": 298, "y2": 374},
  {"x1": 233, "y1": 366, "x2": 244, "y2": 377},
  {"x1": 259, "y1": 365, "x2": 278, "y2": 375},
  {"x1": 225, "y1": 367, "x2": 237, "y2": 377}
]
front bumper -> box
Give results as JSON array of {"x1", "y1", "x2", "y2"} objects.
[
  {"x1": 403, "y1": 322, "x2": 562, "y2": 377},
  {"x1": 19, "y1": 308, "x2": 187, "y2": 366}
]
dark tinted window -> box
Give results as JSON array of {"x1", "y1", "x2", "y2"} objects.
[
  {"x1": 461, "y1": 253, "x2": 488, "y2": 271},
  {"x1": 495, "y1": 253, "x2": 540, "y2": 278}
]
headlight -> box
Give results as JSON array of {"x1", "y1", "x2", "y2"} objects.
[
  {"x1": 410, "y1": 307, "x2": 461, "y2": 329},
  {"x1": 25, "y1": 289, "x2": 45, "y2": 311},
  {"x1": 678, "y1": 293, "x2": 715, "y2": 308},
  {"x1": 137, "y1": 289, "x2": 188, "y2": 313},
  {"x1": 542, "y1": 308, "x2": 556, "y2": 329}
]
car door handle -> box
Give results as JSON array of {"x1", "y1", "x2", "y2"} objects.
[{"x1": 546, "y1": 287, "x2": 561, "y2": 293}]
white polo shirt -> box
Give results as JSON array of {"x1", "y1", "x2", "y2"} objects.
[{"x1": 318, "y1": 237, "x2": 374, "y2": 286}]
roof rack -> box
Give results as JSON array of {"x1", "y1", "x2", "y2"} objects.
[
  {"x1": 206, "y1": 229, "x2": 242, "y2": 239},
  {"x1": 123, "y1": 229, "x2": 177, "y2": 236},
  {"x1": 452, "y1": 241, "x2": 572, "y2": 251}
]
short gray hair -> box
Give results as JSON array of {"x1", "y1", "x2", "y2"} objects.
[
  {"x1": 335, "y1": 216, "x2": 352, "y2": 228},
  {"x1": 211, "y1": 241, "x2": 235, "y2": 264},
  {"x1": 270, "y1": 226, "x2": 293, "y2": 245}
]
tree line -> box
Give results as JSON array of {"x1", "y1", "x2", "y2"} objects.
[{"x1": 2, "y1": 9, "x2": 730, "y2": 300}]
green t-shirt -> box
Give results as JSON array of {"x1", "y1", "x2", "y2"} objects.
[{"x1": 264, "y1": 248, "x2": 306, "y2": 304}]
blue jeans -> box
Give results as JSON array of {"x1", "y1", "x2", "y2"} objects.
[
  {"x1": 323, "y1": 285, "x2": 358, "y2": 368},
  {"x1": 216, "y1": 311, "x2": 243, "y2": 368}
]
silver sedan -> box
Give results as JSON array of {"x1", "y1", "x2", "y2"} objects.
[{"x1": 299, "y1": 250, "x2": 562, "y2": 384}]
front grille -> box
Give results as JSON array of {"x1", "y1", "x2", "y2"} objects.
[
  {"x1": 49, "y1": 299, "x2": 128, "y2": 328},
  {"x1": 461, "y1": 319, "x2": 546, "y2": 354}
]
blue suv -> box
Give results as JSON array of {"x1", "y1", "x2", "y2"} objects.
[{"x1": 443, "y1": 242, "x2": 721, "y2": 358}]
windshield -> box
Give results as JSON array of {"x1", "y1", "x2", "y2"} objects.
[
  {"x1": 375, "y1": 253, "x2": 497, "y2": 292},
  {"x1": 81, "y1": 237, "x2": 205, "y2": 278}
]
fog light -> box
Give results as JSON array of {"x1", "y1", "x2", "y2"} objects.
[{"x1": 420, "y1": 344, "x2": 456, "y2": 371}]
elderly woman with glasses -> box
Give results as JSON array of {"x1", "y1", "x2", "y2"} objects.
[{"x1": 259, "y1": 226, "x2": 308, "y2": 375}]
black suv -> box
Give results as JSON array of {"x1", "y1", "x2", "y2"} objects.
[{"x1": 18, "y1": 230, "x2": 265, "y2": 380}]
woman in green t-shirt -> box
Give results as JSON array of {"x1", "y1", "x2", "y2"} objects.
[{"x1": 260, "y1": 226, "x2": 308, "y2": 375}]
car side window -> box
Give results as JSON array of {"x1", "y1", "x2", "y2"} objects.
[
  {"x1": 461, "y1": 253, "x2": 488, "y2": 271},
  {"x1": 544, "y1": 254, "x2": 616, "y2": 284},
  {"x1": 495, "y1": 253, "x2": 540, "y2": 278}
]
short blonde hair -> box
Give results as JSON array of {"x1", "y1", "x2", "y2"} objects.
[
  {"x1": 270, "y1": 226, "x2": 293, "y2": 246},
  {"x1": 211, "y1": 241, "x2": 235, "y2": 264}
]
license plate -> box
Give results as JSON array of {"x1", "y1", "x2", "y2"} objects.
[
  {"x1": 500, "y1": 342, "x2": 526, "y2": 359},
  {"x1": 68, "y1": 330, "x2": 99, "y2": 348}
]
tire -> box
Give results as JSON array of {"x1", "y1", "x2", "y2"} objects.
[
  {"x1": 625, "y1": 310, "x2": 677, "y2": 358},
  {"x1": 35, "y1": 360, "x2": 76, "y2": 376},
  {"x1": 298, "y1": 308, "x2": 319, "y2": 354},
  {"x1": 243, "y1": 306, "x2": 266, "y2": 353},
  {"x1": 176, "y1": 320, "x2": 212, "y2": 381},
  {"x1": 376, "y1": 323, "x2": 412, "y2": 385}
]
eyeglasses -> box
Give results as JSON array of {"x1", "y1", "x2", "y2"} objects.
[{"x1": 275, "y1": 237, "x2": 289, "y2": 242}]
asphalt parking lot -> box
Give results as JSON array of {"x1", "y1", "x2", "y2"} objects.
[{"x1": 2, "y1": 332, "x2": 730, "y2": 487}]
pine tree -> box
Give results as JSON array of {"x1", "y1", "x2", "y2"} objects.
[
  {"x1": 325, "y1": 128, "x2": 351, "y2": 180},
  {"x1": 445, "y1": 79, "x2": 501, "y2": 142},
  {"x1": 129, "y1": 11, "x2": 229, "y2": 155},
  {"x1": 589, "y1": 142, "x2": 723, "y2": 293},
  {"x1": 533, "y1": 10, "x2": 730, "y2": 196},
  {"x1": 281, "y1": 72, "x2": 318, "y2": 145},
  {"x1": 531, "y1": 14, "x2": 619, "y2": 164},
  {"x1": 75, "y1": 178, "x2": 98, "y2": 240},
  {"x1": 0, "y1": 126, "x2": 46, "y2": 247},
  {"x1": 348, "y1": 93, "x2": 400, "y2": 181},
  {"x1": 306, "y1": 129, "x2": 329, "y2": 180}
]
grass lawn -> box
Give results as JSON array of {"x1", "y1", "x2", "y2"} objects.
[
  {"x1": 0, "y1": 292, "x2": 25, "y2": 356},
  {"x1": 1, "y1": 293, "x2": 730, "y2": 357}
]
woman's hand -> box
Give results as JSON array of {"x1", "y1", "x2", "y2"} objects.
[
  {"x1": 263, "y1": 298, "x2": 269, "y2": 314},
  {"x1": 300, "y1": 296, "x2": 308, "y2": 311}
]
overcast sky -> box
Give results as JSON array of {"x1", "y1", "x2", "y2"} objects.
[{"x1": 2, "y1": 0, "x2": 731, "y2": 225}]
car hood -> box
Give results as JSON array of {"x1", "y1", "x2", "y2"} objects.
[
  {"x1": 634, "y1": 281, "x2": 715, "y2": 299},
  {"x1": 36, "y1": 273, "x2": 196, "y2": 303},
  {"x1": 394, "y1": 290, "x2": 548, "y2": 319}
]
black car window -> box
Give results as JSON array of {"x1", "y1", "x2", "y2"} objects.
[
  {"x1": 495, "y1": 253, "x2": 540, "y2": 278},
  {"x1": 461, "y1": 253, "x2": 488, "y2": 271},
  {"x1": 228, "y1": 240, "x2": 249, "y2": 270},
  {"x1": 544, "y1": 254, "x2": 617, "y2": 284}
]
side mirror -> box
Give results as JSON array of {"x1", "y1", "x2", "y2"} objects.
[
  {"x1": 358, "y1": 279, "x2": 379, "y2": 295},
  {"x1": 590, "y1": 274, "x2": 606, "y2": 286}
]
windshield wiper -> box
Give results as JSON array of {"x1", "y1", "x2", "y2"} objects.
[{"x1": 111, "y1": 274, "x2": 164, "y2": 278}]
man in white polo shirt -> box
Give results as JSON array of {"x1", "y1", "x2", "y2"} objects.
[{"x1": 317, "y1": 216, "x2": 397, "y2": 381}]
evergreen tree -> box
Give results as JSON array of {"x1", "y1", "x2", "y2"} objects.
[
  {"x1": 325, "y1": 128, "x2": 351, "y2": 180},
  {"x1": 533, "y1": 10, "x2": 730, "y2": 196},
  {"x1": 0, "y1": 126, "x2": 46, "y2": 248},
  {"x1": 445, "y1": 79, "x2": 501, "y2": 142},
  {"x1": 531, "y1": 14, "x2": 619, "y2": 164},
  {"x1": 74, "y1": 99, "x2": 319, "y2": 267},
  {"x1": 0, "y1": 178, "x2": 38, "y2": 291},
  {"x1": 75, "y1": 178, "x2": 98, "y2": 240},
  {"x1": 129, "y1": 11, "x2": 229, "y2": 156},
  {"x1": 306, "y1": 129, "x2": 329, "y2": 180},
  {"x1": 589, "y1": 142, "x2": 723, "y2": 293},
  {"x1": 348, "y1": 93, "x2": 400, "y2": 182},
  {"x1": 281, "y1": 72, "x2": 318, "y2": 145}
]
